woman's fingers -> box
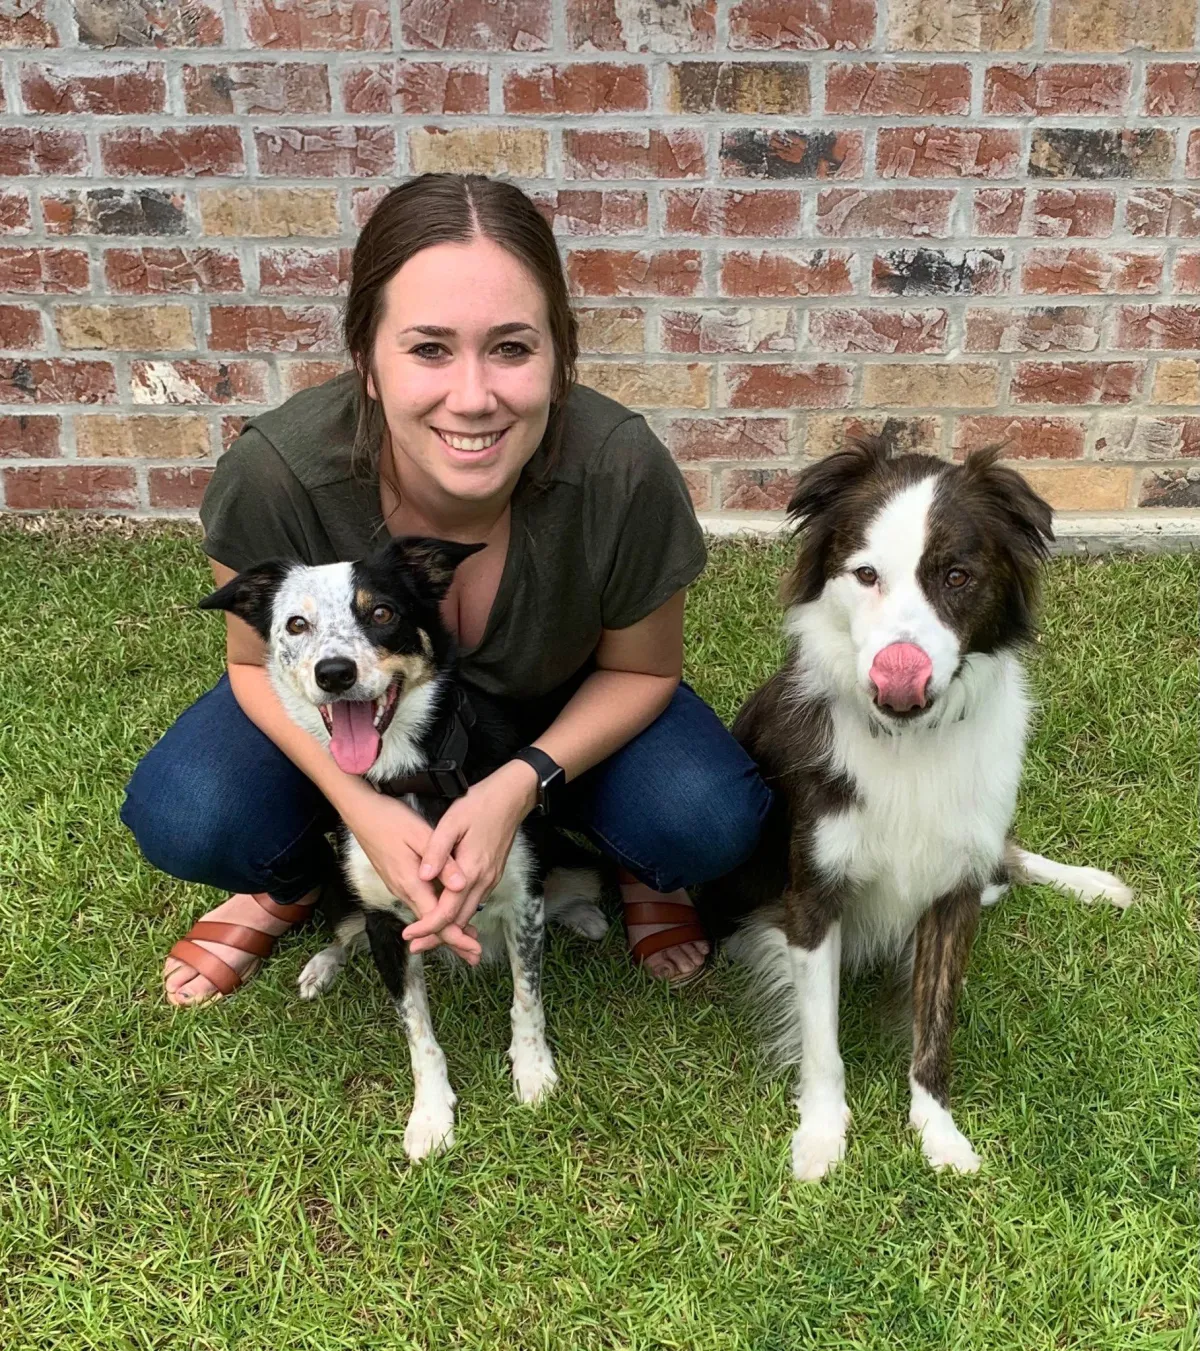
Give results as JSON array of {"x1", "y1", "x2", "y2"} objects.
[
  {"x1": 403, "y1": 884, "x2": 471, "y2": 942},
  {"x1": 419, "y1": 814, "x2": 468, "y2": 887}
]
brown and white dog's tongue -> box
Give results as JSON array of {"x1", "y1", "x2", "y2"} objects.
[{"x1": 327, "y1": 700, "x2": 380, "y2": 775}]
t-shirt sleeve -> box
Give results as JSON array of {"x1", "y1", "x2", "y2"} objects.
[
  {"x1": 200, "y1": 426, "x2": 324, "y2": 571},
  {"x1": 588, "y1": 415, "x2": 707, "y2": 631}
]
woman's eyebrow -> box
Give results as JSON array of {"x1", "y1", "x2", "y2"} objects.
[{"x1": 399, "y1": 322, "x2": 540, "y2": 338}]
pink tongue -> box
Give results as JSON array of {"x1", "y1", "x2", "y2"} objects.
[
  {"x1": 328, "y1": 700, "x2": 380, "y2": 775},
  {"x1": 869, "y1": 642, "x2": 933, "y2": 713}
]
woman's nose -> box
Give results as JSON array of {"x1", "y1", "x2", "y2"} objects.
[{"x1": 443, "y1": 355, "x2": 498, "y2": 417}]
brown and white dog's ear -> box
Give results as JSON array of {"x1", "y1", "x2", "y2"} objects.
[
  {"x1": 961, "y1": 444, "x2": 1055, "y2": 562},
  {"x1": 199, "y1": 559, "x2": 291, "y2": 640},
  {"x1": 376, "y1": 536, "x2": 486, "y2": 601}
]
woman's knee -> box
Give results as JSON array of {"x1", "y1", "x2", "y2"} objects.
[{"x1": 637, "y1": 764, "x2": 771, "y2": 889}]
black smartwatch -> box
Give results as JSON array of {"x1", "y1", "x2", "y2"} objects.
[{"x1": 512, "y1": 746, "x2": 565, "y2": 817}]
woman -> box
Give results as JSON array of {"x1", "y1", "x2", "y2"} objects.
[{"x1": 122, "y1": 173, "x2": 772, "y2": 1002}]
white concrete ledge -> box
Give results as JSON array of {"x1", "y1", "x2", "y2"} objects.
[{"x1": 699, "y1": 511, "x2": 1200, "y2": 555}]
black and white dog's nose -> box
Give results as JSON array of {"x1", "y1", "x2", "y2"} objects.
[{"x1": 314, "y1": 656, "x2": 358, "y2": 692}]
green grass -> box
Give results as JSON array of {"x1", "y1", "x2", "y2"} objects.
[{"x1": 0, "y1": 520, "x2": 1195, "y2": 1350}]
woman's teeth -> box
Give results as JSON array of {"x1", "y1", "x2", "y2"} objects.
[{"x1": 440, "y1": 430, "x2": 504, "y2": 451}]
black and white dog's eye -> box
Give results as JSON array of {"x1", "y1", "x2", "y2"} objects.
[
  {"x1": 946, "y1": 568, "x2": 970, "y2": 589},
  {"x1": 371, "y1": 605, "x2": 394, "y2": 625},
  {"x1": 285, "y1": 615, "x2": 309, "y2": 635},
  {"x1": 854, "y1": 566, "x2": 878, "y2": 587}
]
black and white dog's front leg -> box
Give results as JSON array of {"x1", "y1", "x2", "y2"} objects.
[
  {"x1": 365, "y1": 909, "x2": 457, "y2": 1161},
  {"x1": 503, "y1": 886, "x2": 557, "y2": 1105},
  {"x1": 908, "y1": 884, "x2": 982, "y2": 1173}
]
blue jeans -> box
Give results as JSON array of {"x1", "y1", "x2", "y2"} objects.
[{"x1": 121, "y1": 676, "x2": 772, "y2": 903}]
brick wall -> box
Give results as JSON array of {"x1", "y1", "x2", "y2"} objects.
[{"x1": 0, "y1": 0, "x2": 1198, "y2": 518}]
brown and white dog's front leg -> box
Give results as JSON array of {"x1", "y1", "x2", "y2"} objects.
[{"x1": 908, "y1": 884, "x2": 982, "y2": 1173}]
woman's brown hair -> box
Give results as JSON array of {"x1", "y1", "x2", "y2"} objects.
[{"x1": 344, "y1": 173, "x2": 578, "y2": 476}]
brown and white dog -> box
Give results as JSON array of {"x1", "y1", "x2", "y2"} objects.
[{"x1": 703, "y1": 438, "x2": 1132, "y2": 1181}]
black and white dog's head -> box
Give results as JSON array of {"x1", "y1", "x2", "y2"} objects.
[
  {"x1": 783, "y1": 438, "x2": 1054, "y2": 729},
  {"x1": 201, "y1": 537, "x2": 482, "y2": 776}
]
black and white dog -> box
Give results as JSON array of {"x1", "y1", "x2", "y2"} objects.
[
  {"x1": 703, "y1": 439, "x2": 1132, "y2": 1181},
  {"x1": 202, "y1": 537, "x2": 604, "y2": 1161}
]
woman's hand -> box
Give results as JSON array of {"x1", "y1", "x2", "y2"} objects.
[
  {"x1": 339, "y1": 787, "x2": 482, "y2": 964},
  {"x1": 403, "y1": 760, "x2": 539, "y2": 952}
]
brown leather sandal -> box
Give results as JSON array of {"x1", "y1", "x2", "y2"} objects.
[
  {"x1": 622, "y1": 900, "x2": 710, "y2": 986},
  {"x1": 165, "y1": 892, "x2": 317, "y2": 1005}
]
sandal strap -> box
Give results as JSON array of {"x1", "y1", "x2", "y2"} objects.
[
  {"x1": 250, "y1": 891, "x2": 317, "y2": 923},
  {"x1": 184, "y1": 920, "x2": 276, "y2": 960},
  {"x1": 623, "y1": 900, "x2": 702, "y2": 927},
  {"x1": 167, "y1": 939, "x2": 245, "y2": 997},
  {"x1": 629, "y1": 922, "x2": 710, "y2": 963}
]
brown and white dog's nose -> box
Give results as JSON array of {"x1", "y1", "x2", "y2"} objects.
[
  {"x1": 869, "y1": 642, "x2": 933, "y2": 713},
  {"x1": 314, "y1": 656, "x2": 357, "y2": 693}
]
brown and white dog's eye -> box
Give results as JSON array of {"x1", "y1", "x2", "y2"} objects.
[
  {"x1": 285, "y1": 615, "x2": 309, "y2": 635},
  {"x1": 854, "y1": 565, "x2": 878, "y2": 587},
  {"x1": 370, "y1": 604, "x2": 394, "y2": 625},
  {"x1": 946, "y1": 567, "x2": 970, "y2": 589}
]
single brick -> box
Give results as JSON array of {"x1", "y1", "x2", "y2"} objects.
[
  {"x1": 575, "y1": 360, "x2": 709, "y2": 407},
  {"x1": 1175, "y1": 252, "x2": 1200, "y2": 293},
  {"x1": 567, "y1": 0, "x2": 715, "y2": 52},
  {"x1": 984, "y1": 63, "x2": 1130, "y2": 115},
  {"x1": 952, "y1": 414, "x2": 1085, "y2": 459},
  {"x1": 237, "y1": 0, "x2": 389, "y2": 49},
  {"x1": 721, "y1": 468, "x2": 801, "y2": 510},
  {"x1": 1020, "y1": 247, "x2": 1163, "y2": 294},
  {"x1": 0, "y1": 1, "x2": 57, "y2": 47},
  {"x1": 207, "y1": 305, "x2": 341, "y2": 353},
  {"x1": 728, "y1": 0, "x2": 875, "y2": 50},
  {"x1": 576, "y1": 306, "x2": 645, "y2": 353},
  {"x1": 722, "y1": 362, "x2": 853, "y2": 409},
  {"x1": 664, "y1": 188, "x2": 801, "y2": 237},
  {"x1": 351, "y1": 186, "x2": 390, "y2": 228},
  {"x1": 721, "y1": 129, "x2": 863, "y2": 180},
  {"x1": 663, "y1": 415, "x2": 791, "y2": 461},
  {"x1": 183, "y1": 62, "x2": 331, "y2": 114},
  {"x1": 0, "y1": 359, "x2": 116, "y2": 404},
  {"x1": 199, "y1": 188, "x2": 340, "y2": 237},
  {"x1": 1031, "y1": 188, "x2": 1115, "y2": 237},
  {"x1": 824, "y1": 62, "x2": 972, "y2": 116},
  {"x1": 1095, "y1": 413, "x2": 1200, "y2": 460},
  {"x1": 0, "y1": 414, "x2": 59, "y2": 459},
  {"x1": 1115, "y1": 304, "x2": 1200, "y2": 350},
  {"x1": 1152, "y1": 358, "x2": 1200, "y2": 402},
  {"x1": 888, "y1": 0, "x2": 1035, "y2": 50},
  {"x1": 279, "y1": 360, "x2": 350, "y2": 397},
  {"x1": 130, "y1": 359, "x2": 269, "y2": 405},
  {"x1": 1126, "y1": 189, "x2": 1200, "y2": 239},
  {"x1": 861, "y1": 363, "x2": 999, "y2": 407},
  {"x1": 660, "y1": 306, "x2": 797, "y2": 353},
  {"x1": 807, "y1": 307, "x2": 948, "y2": 354},
  {"x1": 4, "y1": 465, "x2": 137, "y2": 510},
  {"x1": 258, "y1": 246, "x2": 352, "y2": 295},
  {"x1": 1011, "y1": 360, "x2": 1143, "y2": 403},
  {"x1": 0, "y1": 127, "x2": 87, "y2": 176},
  {"x1": 76, "y1": 413, "x2": 210, "y2": 459},
  {"x1": 43, "y1": 188, "x2": 187, "y2": 237},
  {"x1": 816, "y1": 188, "x2": 956, "y2": 238},
  {"x1": 877, "y1": 126, "x2": 1022, "y2": 179},
  {"x1": 104, "y1": 247, "x2": 243, "y2": 294},
  {"x1": 20, "y1": 61, "x2": 166, "y2": 114},
  {"x1": 964, "y1": 305, "x2": 1101, "y2": 352},
  {"x1": 341, "y1": 62, "x2": 488, "y2": 114},
  {"x1": 100, "y1": 126, "x2": 244, "y2": 177},
  {"x1": 1017, "y1": 465, "x2": 1132, "y2": 510},
  {"x1": 401, "y1": 0, "x2": 551, "y2": 51},
  {"x1": 566, "y1": 248, "x2": 702, "y2": 297},
  {"x1": 56, "y1": 304, "x2": 194, "y2": 352},
  {"x1": 504, "y1": 63, "x2": 648, "y2": 113},
  {"x1": 1139, "y1": 467, "x2": 1200, "y2": 507},
  {"x1": 1189, "y1": 131, "x2": 1200, "y2": 178},
  {"x1": 0, "y1": 248, "x2": 90, "y2": 293},
  {"x1": 0, "y1": 306, "x2": 44, "y2": 349},
  {"x1": 75, "y1": 0, "x2": 223, "y2": 47},
  {"x1": 1029, "y1": 128, "x2": 1174, "y2": 179},
  {"x1": 682, "y1": 469, "x2": 712, "y2": 510},
  {"x1": 0, "y1": 190, "x2": 32, "y2": 235},
  {"x1": 666, "y1": 61, "x2": 809, "y2": 114},
  {"x1": 720, "y1": 249, "x2": 853, "y2": 296},
  {"x1": 411, "y1": 126, "x2": 547, "y2": 177},
  {"x1": 255, "y1": 125, "x2": 395, "y2": 180},
  {"x1": 532, "y1": 189, "x2": 648, "y2": 235},
  {"x1": 973, "y1": 187, "x2": 1025, "y2": 235},
  {"x1": 564, "y1": 129, "x2": 705, "y2": 179},
  {"x1": 872, "y1": 248, "x2": 1007, "y2": 295},
  {"x1": 1048, "y1": 0, "x2": 1193, "y2": 53},
  {"x1": 149, "y1": 466, "x2": 213, "y2": 509},
  {"x1": 807, "y1": 414, "x2": 942, "y2": 459},
  {"x1": 1144, "y1": 63, "x2": 1200, "y2": 115}
]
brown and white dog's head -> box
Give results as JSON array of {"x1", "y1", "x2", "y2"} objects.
[{"x1": 783, "y1": 438, "x2": 1053, "y2": 728}]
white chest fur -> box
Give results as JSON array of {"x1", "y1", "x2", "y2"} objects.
[{"x1": 810, "y1": 653, "x2": 1030, "y2": 965}]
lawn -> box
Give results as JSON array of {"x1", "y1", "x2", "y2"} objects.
[{"x1": 0, "y1": 519, "x2": 1195, "y2": 1350}]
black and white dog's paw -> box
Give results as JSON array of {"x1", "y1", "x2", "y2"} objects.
[{"x1": 297, "y1": 947, "x2": 346, "y2": 1000}]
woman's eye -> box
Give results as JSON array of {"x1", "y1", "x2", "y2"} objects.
[
  {"x1": 410, "y1": 343, "x2": 447, "y2": 360},
  {"x1": 371, "y1": 605, "x2": 394, "y2": 625},
  {"x1": 854, "y1": 566, "x2": 878, "y2": 587},
  {"x1": 946, "y1": 568, "x2": 970, "y2": 589},
  {"x1": 285, "y1": 616, "x2": 308, "y2": 635},
  {"x1": 496, "y1": 341, "x2": 531, "y2": 358}
]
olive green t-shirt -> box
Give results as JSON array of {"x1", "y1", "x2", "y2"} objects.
[{"x1": 200, "y1": 373, "x2": 706, "y2": 703}]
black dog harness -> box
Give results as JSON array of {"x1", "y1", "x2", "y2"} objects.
[{"x1": 386, "y1": 684, "x2": 476, "y2": 802}]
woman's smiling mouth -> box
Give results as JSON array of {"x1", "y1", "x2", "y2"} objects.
[{"x1": 435, "y1": 427, "x2": 509, "y2": 455}]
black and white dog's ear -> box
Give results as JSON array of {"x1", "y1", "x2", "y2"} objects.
[
  {"x1": 199, "y1": 559, "x2": 291, "y2": 639},
  {"x1": 377, "y1": 536, "x2": 487, "y2": 601}
]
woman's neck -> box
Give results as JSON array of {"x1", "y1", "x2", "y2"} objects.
[{"x1": 381, "y1": 439, "x2": 514, "y2": 542}]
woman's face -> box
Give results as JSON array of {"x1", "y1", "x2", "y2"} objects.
[{"x1": 367, "y1": 236, "x2": 556, "y2": 508}]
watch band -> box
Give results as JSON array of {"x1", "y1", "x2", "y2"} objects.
[{"x1": 512, "y1": 746, "x2": 565, "y2": 816}]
